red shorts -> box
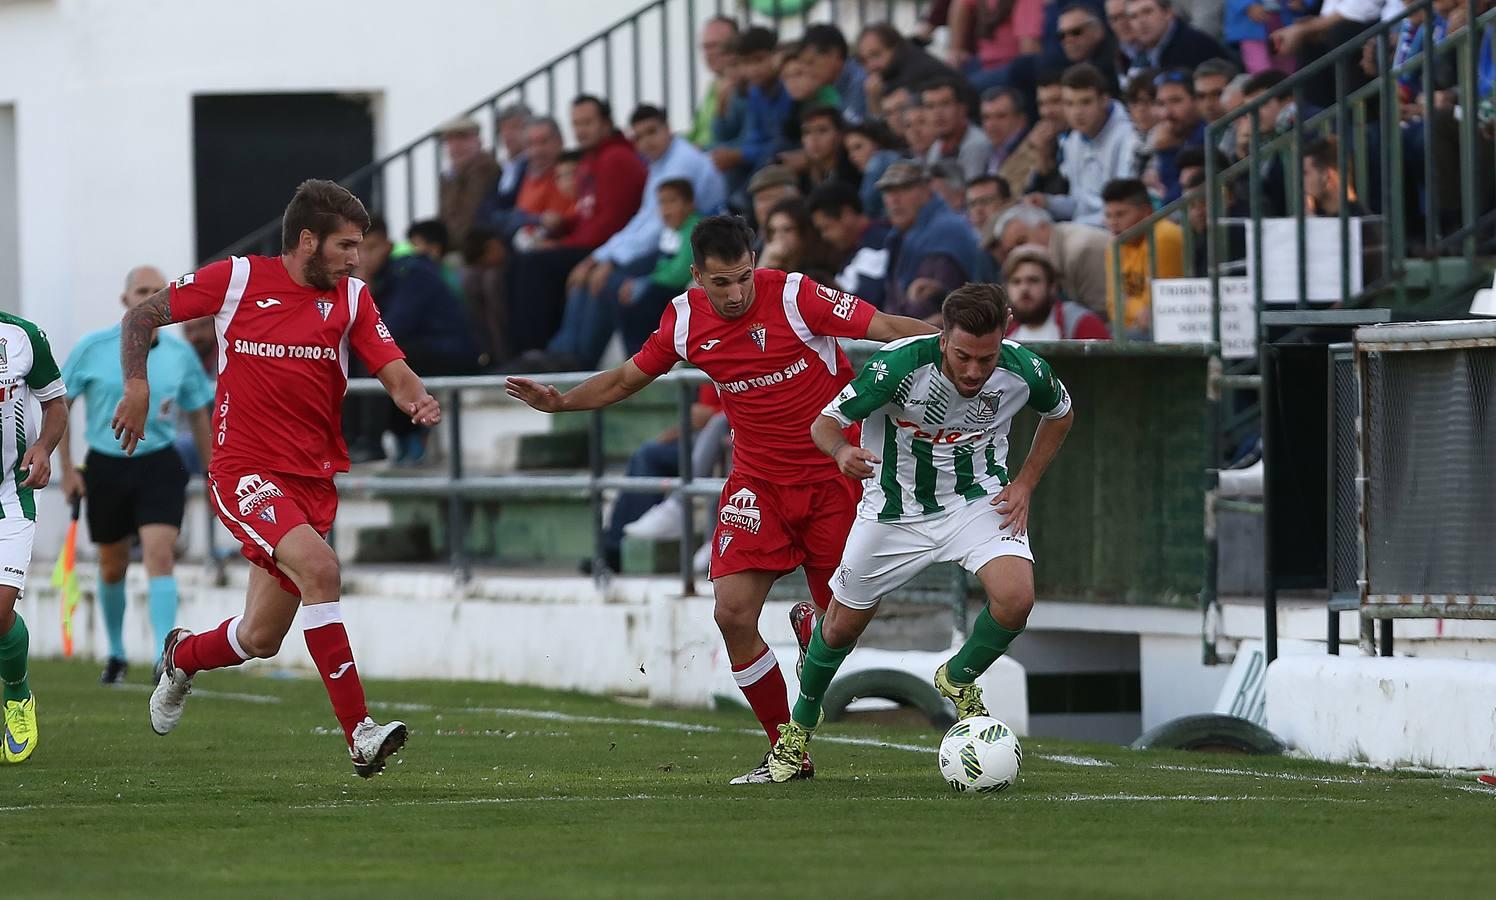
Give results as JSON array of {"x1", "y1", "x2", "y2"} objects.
[
  {"x1": 709, "y1": 470, "x2": 860, "y2": 581},
  {"x1": 207, "y1": 468, "x2": 338, "y2": 596}
]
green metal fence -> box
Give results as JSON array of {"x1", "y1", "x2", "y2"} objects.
[{"x1": 1114, "y1": 1, "x2": 1494, "y2": 341}]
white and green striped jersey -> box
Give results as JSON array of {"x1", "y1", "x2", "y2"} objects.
[
  {"x1": 823, "y1": 335, "x2": 1070, "y2": 523},
  {"x1": 0, "y1": 313, "x2": 66, "y2": 521}
]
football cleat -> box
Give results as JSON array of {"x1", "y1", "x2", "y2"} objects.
[
  {"x1": 99, "y1": 657, "x2": 129, "y2": 685},
  {"x1": 149, "y1": 628, "x2": 194, "y2": 735},
  {"x1": 1478, "y1": 774, "x2": 1496, "y2": 787},
  {"x1": 934, "y1": 663, "x2": 989, "y2": 720},
  {"x1": 350, "y1": 717, "x2": 408, "y2": 778},
  {"x1": 729, "y1": 747, "x2": 816, "y2": 785},
  {"x1": 789, "y1": 601, "x2": 817, "y2": 678},
  {"x1": 765, "y1": 720, "x2": 815, "y2": 783},
  {"x1": 3, "y1": 695, "x2": 37, "y2": 763}
]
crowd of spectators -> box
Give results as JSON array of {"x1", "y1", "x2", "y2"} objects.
[
  {"x1": 349, "y1": 0, "x2": 1494, "y2": 466},
  {"x1": 331, "y1": 0, "x2": 1496, "y2": 574}
]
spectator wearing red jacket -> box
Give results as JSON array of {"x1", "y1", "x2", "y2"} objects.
[
  {"x1": 1003, "y1": 243, "x2": 1111, "y2": 341},
  {"x1": 507, "y1": 95, "x2": 648, "y2": 357}
]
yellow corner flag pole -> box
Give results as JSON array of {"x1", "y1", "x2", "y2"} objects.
[{"x1": 52, "y1": 492, "x2": 82, "y2": 657}]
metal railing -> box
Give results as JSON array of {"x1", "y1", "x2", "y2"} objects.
[
  {"x1": 211, "y1": 0, "x2": 928, "y2": 261},
  {"x1": 1202, "y1": 0, "x2": 1495, "y2": 314},
  {"x1": 341, "y1": 369, "x2": 719, "y2": 595},
  {"x1": 1112, "y1": 0, "x2": 1494, "y2": 343}
]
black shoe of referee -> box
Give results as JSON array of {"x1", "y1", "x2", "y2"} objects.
[{"x1": 99, "y1": 657, "x2": 128, "y2": 685}]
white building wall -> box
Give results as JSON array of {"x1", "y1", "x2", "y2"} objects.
[{"x1": 0, "y1": 0, "x2": 649, "y2": 356}]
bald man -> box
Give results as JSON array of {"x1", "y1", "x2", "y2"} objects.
[{"x1": 59, "y1": 266, "x2": 214, "y2": 684}]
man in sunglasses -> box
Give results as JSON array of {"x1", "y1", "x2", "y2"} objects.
[{"x1": 1056, "y1": 5, "x2": 1121, "y2": 91}]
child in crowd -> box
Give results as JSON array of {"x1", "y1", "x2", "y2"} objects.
[{"x1": 616, "y1": 178, "x2": 702, "y2": 355}]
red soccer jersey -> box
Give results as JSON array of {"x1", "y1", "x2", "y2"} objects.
[
  {"x1": 168, "y1": 255, "x2": 405, "y2": 478},
  {"x1": 632, "y1": 269, "x2": 876, "y2": 483}
]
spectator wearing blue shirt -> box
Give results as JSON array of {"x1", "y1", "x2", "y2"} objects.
[
  {"x1": 807, "y1": 181, "x2": 893, "y2": 309},
  {"x1": 876, "y1": 160, "x2": 983, "y2": 320},
  {"x1": 58, "y1": 265, "x2": 214, "y2": 685},
  {"x1": 512, "y1": 107, "x2": 726, "y2": 372},
  {"x1": 709, "y1": 27, "x2": 788, "y2": 201},
  {"x1": 476, "y1": 102, "x2": 534, "y2": 225},
  {"x1": 798, "y1": 24, "x2": 869, "y2": 124},
  {"x1": 1150, "y1": 69, "x2": 1207, "y2": 203},
  {"x1": 572, "y1": 105, "x2": 725, "y2": 294},
  {"x1": 843, "y1": 120, "x2": 904, "y2": 220},
  {"x1": 493, "y1": 102, "x2": 533, "y2": 208}
]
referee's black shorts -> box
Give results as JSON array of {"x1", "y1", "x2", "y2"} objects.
[{"x1": 82, "y1": 448, "x2": 190, "y2": 545}]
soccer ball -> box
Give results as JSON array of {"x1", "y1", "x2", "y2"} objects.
[{"x1": 938, "y1": 716, "x2": 1022, "y2": 794}]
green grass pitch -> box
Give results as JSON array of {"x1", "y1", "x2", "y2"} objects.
[{"x1": 1, "y1": 659, "x2": 1491, "y2": 898}]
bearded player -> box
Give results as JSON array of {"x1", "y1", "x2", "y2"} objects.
[
  {"x1": 508, "y1": 215, "x2": 934, "y2": 783},
  {"x1": 113, "y1": 180, "x2": 440, "y2": 777},
  {"x1": 765, "y1": 284, "x2": 1074, "y2": 782}
]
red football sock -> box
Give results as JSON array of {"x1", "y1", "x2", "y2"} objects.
[
  {"x1": 804, "y1": 566, "x2": 835, "y2": 614},
  {"x1": 302, "y1": 603, "x2": 368, "y2": 745},
  {"x1": 732, "y1": 645, "x2": 790, "y2": 744},
  {"x1": 172, "y1": 617, "x2": 251, "y2": 676}
]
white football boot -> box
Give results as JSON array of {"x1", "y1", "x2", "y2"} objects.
[
  {"x1": 149, "y1": 628, "x2": 195, "y2": 735},
  {"x1": 350, "y1": 717, "x2": 408, "y2": 778}
]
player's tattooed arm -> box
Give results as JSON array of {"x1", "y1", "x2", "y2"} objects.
[
  {"x1": 113, "y1": 286, "x2": 171, "y2": 454},
  {"x1": 119, "y1": 287, "x2": 172, "y2": 380}
]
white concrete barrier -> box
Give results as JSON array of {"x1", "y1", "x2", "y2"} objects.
[
  {"x1": 1266, "y1": 654, "x2": 1496, "y2": 769},
  {"x1": 19, "y1": 566, "x2": 1028, "y2": 732}
]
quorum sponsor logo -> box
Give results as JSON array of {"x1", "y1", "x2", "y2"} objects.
[{"x1": 719, "y1": 488, "x2": 763, "y2": 534}]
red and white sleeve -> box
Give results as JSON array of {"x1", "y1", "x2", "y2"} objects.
[
  {"x1": 630, "y1": 302, "x2": 683, "y2": 377},
  {"x1": 793, "y1": 274, "x2": 877, "y2": 339},
  {"x1": 168, "y1": 258, "x2": 235, "y2": 322},
  {"x1": 349, "y1": 283, "x2": 406, "y2": 374}
]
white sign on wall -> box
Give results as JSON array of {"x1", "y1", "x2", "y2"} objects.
[
  {"x1": 1245, "y1": 217, "x2": 1365, "y2": 303},
  {"x1": 1151, "y1": 276, "x2": 1256, "y2": 359}
]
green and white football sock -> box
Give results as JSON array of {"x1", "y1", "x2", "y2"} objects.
[
  {"x1": 0, "y1": 613, "x2": 31, "y2": 703},
  {"x1": 791, "y1": 621, "x2": 852, "y2": 729},
  {"x1": 944, "y1": 607, "x2": 1023, "y2": 686}
]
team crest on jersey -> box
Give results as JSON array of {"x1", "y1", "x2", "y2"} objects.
[
  {"x1": 0, "y1": 338, "x2": 8, "y2": 369},
  {"x1": 258, "y1": 507, "x2": 278, "y2": 525},
  {"x1": 718, "y1": 531, "x2": 734, "y2": 556},
  {"x1": 316, "y1": 300, "x2": 335, "y2": 321},
  {"x1": 967, "y1": 389, "x2": 1003, "y2": 425},
  {"x1": 747, "y1": 322, "x2": 767, "y2": 352},
  {"x1": 719, "y1": 488, "x2": 762, "y2": 534}
]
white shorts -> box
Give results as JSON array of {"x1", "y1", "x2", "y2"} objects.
[
  {"x1": 832, "y1": 498, "x2": 1034, "y2": 610},
  {"x1": 0, "y1": 517, "x2": 35, "y2": 591}
]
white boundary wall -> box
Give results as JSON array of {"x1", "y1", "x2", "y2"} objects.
[
  {"x1": 19, "y1": 566, "x2": 1028, "y2": 732},
  {"x1": 1266, "y1": 655, "x2": 1496, "y2": 769}
]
